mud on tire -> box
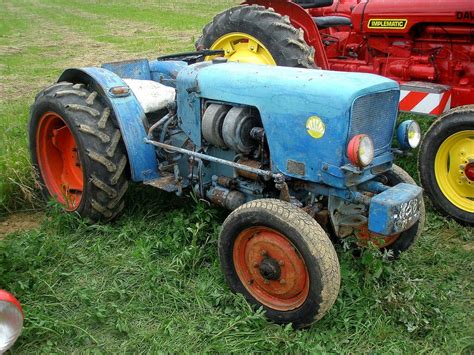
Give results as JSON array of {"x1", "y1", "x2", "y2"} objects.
[
  {"x1": 196, "y1": 5, "x2": 316, "y2": 68},
  {"x1": 29, "y1": 81, "x2": 129, "y2": 222}
]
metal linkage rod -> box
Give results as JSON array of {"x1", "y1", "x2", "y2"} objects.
[{"x1": 144, "y1": 139, "x2": 279, "y2": 180}]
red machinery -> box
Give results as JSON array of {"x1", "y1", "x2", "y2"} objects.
[{"x1": 198, "y1": 0, "x2": 474, "y2": 224}]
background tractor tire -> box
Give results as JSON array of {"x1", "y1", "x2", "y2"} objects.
[
  {"x1": 196, "y1": 5, "x2": 315, "y2": 68},
  {"x1": 419, "y1": 106, "x2": 474, "y2": 225},
  {"x1": 29, "y1": 81, "x2": 129, "y2": 222},
  {"x1": 219, "y1": 199, "x2": 340, "y2": 328}
]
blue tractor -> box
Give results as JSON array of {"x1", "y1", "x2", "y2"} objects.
[{"x1": 29, "y1": 53, "x2": 424, "y2": 327}]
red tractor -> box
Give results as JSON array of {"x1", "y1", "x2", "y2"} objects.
[{"x1": 197, "y1": 0, "x2": 474, "y2": 224}]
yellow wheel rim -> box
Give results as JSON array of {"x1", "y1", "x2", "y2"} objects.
[
  {"x1": 434, "y1": 130, "x2": 474, "y2": 212},
  {"x1": 207, "y1": 32, "x2": 276, "y2": 65}
]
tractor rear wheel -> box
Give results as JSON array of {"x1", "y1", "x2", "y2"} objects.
[
  {"x1": 29, "y1": 82, "x2": 129, "y2": 222},
  {"x1": 219, "y1": 199, "x2": 340, "y2": 328},
  {"x1": 196, "y1": 5, "x2": 315, "y2": 68},
  {"x1": 419, "y1": 106, "x2": 474, "y2": 225}
]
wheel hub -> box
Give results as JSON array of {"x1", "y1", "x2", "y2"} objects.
[
  {"x1": 259, "y1": 257, "x2": 281, "y2": 281},
  {"x1": 36, "y1": 112, "x2": 84, "y2": 210},
  {"x1": 209, "y1": 33, "x2": 276, "y2": 66},
  {"x1": 465, "y1": 162, "x2": 474, "y2": 181},
  {"x1": 434, "y1": 130, "x2": 474, "y2": 213},
  {"x1": 233, "y1": 227, "x2": 309, "y2": 311}
]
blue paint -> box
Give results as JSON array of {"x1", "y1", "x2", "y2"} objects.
[
  {"x1": 396, "y1": 120, "x2": 417, "y2": 150},
  {"x1": 58, "y1": 67, "x2": 159, "y2": 182},
  {"x1": 368, "y1": 183, "x2": 423, "y2": 235},
  {"x1": 149, "y1": 60, "x2": 187, "y2": 88},
  {"x1": 176, "y1": 62, "x2": 213, "y2": 147},
  {"x1": 102, "y1": 59, "x2": 151, "y2": 80},
  {"x1": 101, "y1": 59, "x2": 187, "y2": 88},
  {"x1": 178, "y1": 62, "x2": 399, "y2": 188}
]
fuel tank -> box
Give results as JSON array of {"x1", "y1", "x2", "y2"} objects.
[{"x1": 314, "y1": 0, "x2": 474, "y2": 34}]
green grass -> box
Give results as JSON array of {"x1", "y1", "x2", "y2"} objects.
[{"x1": 0, "y1": 0, "x2": 473, "y2": 353}]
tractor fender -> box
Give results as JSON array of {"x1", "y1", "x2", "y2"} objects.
[
  {"x1": 244, "y1": 0, "x2": 329, "y2": 69},
  {"x1": 58, "y1": 67, "x2": 159, "y2": 182}
]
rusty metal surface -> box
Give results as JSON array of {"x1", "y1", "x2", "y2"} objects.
[
  {"x1": 236, "y1": 158, "x2": 262, "y2": 180},
  {"x1": 143, "y1": 174, "x2": 177, "y2": 192}
]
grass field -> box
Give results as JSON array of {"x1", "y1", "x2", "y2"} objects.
[{"x1": 0, "y1": 0, "x2": 473, "y2": 353}]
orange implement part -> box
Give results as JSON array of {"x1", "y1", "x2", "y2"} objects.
[
  {"x1": 354, "y1": 224, "x2": 400, "y2": 249},
  {"x1": 233, "y1": 226, "x2": 309, "y2": 311},
  {"x1": 36, "y1": 112, "x2": 83, "y2": 210}
]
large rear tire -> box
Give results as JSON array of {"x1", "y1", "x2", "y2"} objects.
[
  {"x1": 29, "y1": 82, "x2": 129, "y2": 222},
  {"x1": 196, "y1": 5, "x2": 315, "y2": 68},
  {"x1": 418, "y1": 106, "x2": 474, "y2": 225},
  {"x1": 219, "y1": 199, "x2": 340, "y2": 328}
]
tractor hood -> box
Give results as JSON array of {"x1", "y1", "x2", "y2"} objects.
[{"x1": 177, "y1": 62, "x2": 399, "y2": 188}]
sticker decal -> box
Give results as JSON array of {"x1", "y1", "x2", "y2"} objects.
[
  {"x1": 368, "y1": 19, "x2": 408, "y2": 29},
  {"x1": 456, "y1": 11, "x2": 474, "y2": 20},
  {"x1": 306, "y1": 116, "x2": 325, "y2": 139}
]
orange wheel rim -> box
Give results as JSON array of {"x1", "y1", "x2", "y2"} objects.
[
  {"x1": 36, "y1": 112, "x2": 84, "y2": 210},
  {"x1": 354, "y1": 224, "x2": 400, "y2": 248},
  {"x1": 233, "y1": 226, "x2": 309, "y2": 311}
]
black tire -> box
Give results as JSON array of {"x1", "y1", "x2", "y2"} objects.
[
  {"x1": 196, "y1": 5, "x2": 315, "y2": 68},
  {"x1": 219, "y1": 199, "x2": 340, "y2": 328},
  {"x1": 29, "y1": 81, "x2": 129, "y2": 222},
  {"x1": 380, "y1": 164, "x2": 426, "y2": 256},
  {"x1": 418, "y1": 106, "x2": 474, "y2": 225}
]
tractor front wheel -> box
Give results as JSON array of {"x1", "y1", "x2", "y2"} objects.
[
  {"x1": 29, "y1": 82, "x2": 129, "y2": 222},
  {"x1": 219, "y1": 199, "x2": 340, "y2": 328},
  {"x1": 419, "y1": 106, "x2": 474, "y2": 225},
  {"x1": 196, "y1": 5, "x2": 315, "y2": 68}
]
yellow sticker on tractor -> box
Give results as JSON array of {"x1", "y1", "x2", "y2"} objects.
[
  {"x1": 368, "y1": 19, "x2": 408, "y2": 30},
  {"x1": 306, "y1": 116, "x2": 325, "y2": 139}
]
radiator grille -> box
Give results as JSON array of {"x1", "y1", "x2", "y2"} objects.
[{"x1": 350, "y1": 90, "x2": 399, "y2": 154}]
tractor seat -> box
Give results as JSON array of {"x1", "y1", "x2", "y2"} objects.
[{"x1": 313, "y1": 16, "x2": 352, "y2": 29}]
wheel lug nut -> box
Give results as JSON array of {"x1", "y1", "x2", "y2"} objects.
[
  {"x1": 278, "y1": 260, "x2": 284, "y2": 266},
  {"x1": 260, "y1": 250, "x2": 267, "y2": 256},
  {"x1": 253, "y1": 262, "x2": 259, "y2": 268},
  {"x1": 280, "y1": 279, "x2": 286, "y2": 285},
  {"x1": 264, "y1": 279, "x2": 270, "y2": 284}
]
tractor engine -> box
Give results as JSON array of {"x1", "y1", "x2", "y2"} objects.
[{"x1": 310, "y1": 0, "x2": 474, "y2": 107}]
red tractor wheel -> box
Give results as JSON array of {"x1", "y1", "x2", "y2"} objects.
[
  {"x1": 29, "y1": 82, "x2": 129, "y2": 222},
  {"x1": 196, "y1": 5, "x2": 315, "y2": 68},
  {"x1": 219, "y1": 199, "x2": 340, "y2": 328}
]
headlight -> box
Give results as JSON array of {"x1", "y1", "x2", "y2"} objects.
[
  {"x1": 348, "y1": 134, "x2": 374, "y2": 167},
  {"x1": 0, "y1": 290, "x2": 23, "y2": 353},
  {"x1": 397, "y1": 120, "x2": 421, "y2": 150}
]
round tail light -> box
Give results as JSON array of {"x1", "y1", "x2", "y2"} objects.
[
  {"x1": 347, "y1": 134, "x2": 375, "y2": 168},
  {"x1": 0, "y1": 290, "x2": 24, "y2": 353}
]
